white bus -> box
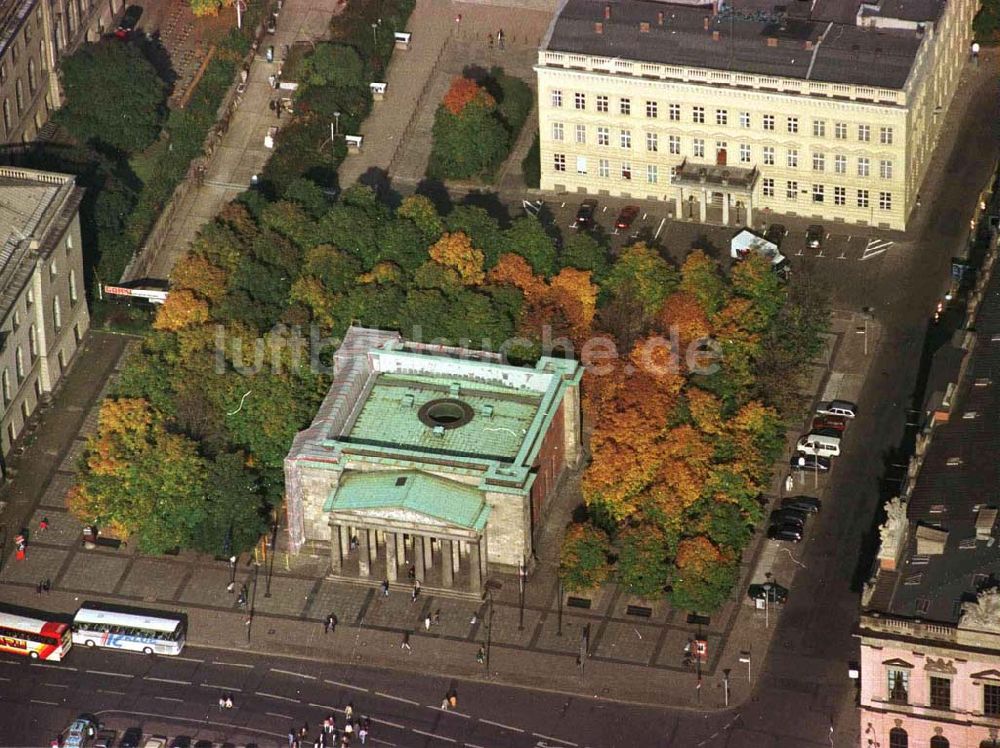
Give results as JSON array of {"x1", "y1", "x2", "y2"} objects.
[{"x1": 72, "y1": 604, "x2": 186, "y2": 656}]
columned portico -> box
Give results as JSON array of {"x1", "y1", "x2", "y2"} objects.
[{"x1": 671, "y1": 159, "x2": 757, "y2": 227}]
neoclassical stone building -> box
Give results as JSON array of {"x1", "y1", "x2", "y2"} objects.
[
  {"x1": 536, "y1": 0, "x2": 979, "y2": 230},
  {"x1": 285, "y1": 327, "x2": 583, "y2": 595}
]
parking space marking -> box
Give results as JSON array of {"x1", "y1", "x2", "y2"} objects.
[
  {"x1": 200, "y1": 683, "x2": 243, "y2": 692},
  {"x1": 255, "y1": 691, "x2": 300, "y2": 703},
  {"x1": 147, "y1": 677, "x2": 192, "y2": 685},
  {"x1": 154, "y1": 696, "x2": 184, "y2": 703},
  {"x1": 265, "y1": 711, "x2": 294, "y2": 720},
  {"x1": 427, "y1": 706, "x2": 470, "y2": 719},
  {"x1": 533, "y1": 734, "x2": 578, "y2": 747},
  {"x1": 861, "y1": 238, "x2": 894, "y2": 260},
  {"x1": 210, "y1": 660, "x2": 254, "y2": 668},
  {"x1": 270, "y1": 668, "x2": 316, "y2": 680},
  {"x1": 87, "y1": 670, "x2": 133, "y2": 679},
  {"x1": 30, "y1": 699, "x2": 59, "y2": 706}
]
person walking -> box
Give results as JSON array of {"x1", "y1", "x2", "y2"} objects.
[
  {"x1": 324, "y1": 614, "x2": 336, "y2": 634},
  {"x1": 476, "y1": 645, "x2": 486, "y2": 664},
  {"x1": 288, "y1": 729, "x2": 296, "y2": 747},
  {"x1": 300, "y1": 723, "x2": 309, "y2": 740},
  {"x1": 432, "y1": 609, "x2": 441, "y2": 626},
  {"x1": 344, "y1": 703, "x2": 353, "y2": 723},
  {"x1": 401, "y1": 631, "x2": 412, "y2": 651},
  {"x1": 219, "y1": 696, "x2": 227, "y2": 711},
  {"x1": 39, "y1": 517, "x2": 49, "y2": 532},
  {"x1": 36, "y1": 581, "x2": 43, "y2": 595},
  {"x1": 411, "y1": 579, "x2": 421, "y2": 602},
  {"x1": 43, "y1": 579, "x2": 50, "y2": 593},
  {"x1": 380, "y1": 579, "x2": 389, "y2": 596},
  {"x1": 424, "y1": 614, "x2": 431, "y2": 631}
]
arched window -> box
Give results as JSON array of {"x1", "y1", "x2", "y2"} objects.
[
  {"x1": 28, "y1": 324, "x2": 36, "y2": 357},
  {"x1": 2, "y1": 369, "x2": 10, "y2": 405},
  {"x1": 930, "y1": 736, "x2": 949, "y2": 748},
  {"x1": 52, "y1": 296, "x2": 61, "y2": 331},
  {"x1": 15, "y1": 346, "x2": 24, "y2": 381},
  {"x1": 3, "y1": 99, "x2": 11, "y2": 133},
  {"x1": 15, "y1": 79, "x2": 23, "y2": 114},
  {"x1": 69, "y1": 270, "x2": 77, "y2": 304},
  {"x1": 27, "y1": 58, "x2": 35, "y2": 94},
  {"x1": 889, "y1": 728, "x2": 907, "y2": 748}
]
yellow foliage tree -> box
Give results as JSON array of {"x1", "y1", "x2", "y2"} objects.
[
  {"x1": 154, "y1": 289, "x2": 210, "y2": 332},
  {"x1": 428, "y1": 232, "x2": 485, "y2": 285},
  {"x1": 171, "y1": 253, "x2": 229, "y2": 304}
]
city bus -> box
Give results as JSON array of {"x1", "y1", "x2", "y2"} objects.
[
  {"x1": 72, "y1": 603, "x2": 186, "y2": 656},
  {"x1": 0, "y1": 609, "x2": 72, "y2": 661}
]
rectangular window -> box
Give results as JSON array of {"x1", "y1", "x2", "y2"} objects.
[
  {"x1": 833, "y1": 186, "x2": 845, "y2": 206},
  {"x1": 929, "y1": 677, "x2": 951, "y2": 711},
  {"x1": 646, "y1": 164, "x2": 658, "y2": 184},
  {"x1": 669, "y1": 103, "x2": 680, "y2": 121},
  {"x1": 693, "y1": 106, "x2": 705, "y2": 124},
  {"x1": 985, "y1": 684, "x2": 1000, "y2": 716},
  {"x1": 812, "y1": 184, "x2": 825, "y2": 203},
  {"x1": 576, "y1": 156, "x2": 587, "y2": 175},
  {"x1": 834, "y1": 155, "x2": 846, "y2": 174},
  {"x1": 551, "y1": 122, "x2": 564, "y2": 141},
  {"x1": 621, "y1": 162, "x2": 632, "y2": 180},
  {"x1": 880, "y1": 160, "x2": 893, "y2": 179},
  {"x1": 786, "y1": 181, "x2": 798, "y2": 200},
  {"x1": 596, "y1": 95, "x2": 608, "y2": 113},
  {"x1": 646, "y1": 132, "x2": 658, "y2": 152},
  {"x1": 858, "y1": 124, "x2": 871, "y2": 142},
  {"x1": 646, "y1": 101, "x2": 657, "y2": 118},
  {"x1": 575, "y1": 124, "x2": 586, "y2": 144},
  {"x1": 763, "y1": 114, "x2": 774, "y2": 131},
  {"x1": 551, "y1": 90, "x2": 562, "y2": 108},
  {"x1": 620, "y1": 98, "x2": 631, "y2": 116},
  {"x1": 835, "y1": 121, "x2": 847, "y2": 139},
  {"x1": 553, "y1": 154, "x2": 566, "y2": 172},
  {"x1": 716, "y1": 109, "x2": 728, "y2": 126},
  {"x1": 574, "y1": 92, "x2": 586, "y2": 110},
  {"x1": 858, "y1": 157, "x2": 870, "y2": 177},
  {"x1": 739, "y1": 144, "x2": 751, "y2": 164},
  {"x1": 598, "y1": 159, "x2": 609, "y2": 178},
  {"x1": 668, "y1": 135, "x2": 680, "y2": 155},
  {"x1": 787, "y1": 116, "x2": 798, "y2": 134},
  {"x1": 762, "y1": 177, "x2": 774, "y2": 197},
  {"x1": 620, "y1": 130, "x2": 632, "y2": 149},
  {"x1": 812, "y1": 152, "x2": 825, "y2": 172},
  {"x1": 787, "y1": 149, "x2": 798, "y2": 168},
  {"x1": 763, "y1": 146, "x2": 774, "y2": 166},
  {"x1": 857, "y1": 189, "x2": 869, "y2": 208},
  {"x1": 597, "y1": 127, "x2": 609, "y2": 146},
  {"x1": 879, "y1": 191, "x2": 892, "y2": 211},
  {"x1": 813, "y1": 119, "x2": 826, "y2": 137},
  {"x1": 880, "y1": 126, "x2": 894, "y2": 145},
  {"x1": 693, "y1": 138, "x2": 705, "y2": 158},
  {"x1": 887, "y1": 669, "x2": 909, "y2": 703},
  {"x1": 739, "y1": 111, "x2": 750, "y2": 128}
]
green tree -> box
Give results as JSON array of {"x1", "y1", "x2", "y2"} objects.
[
  {"x1": 427, "y1": 101, "x2": 509, "y2": 181},
  {"x1": 300, "y1": 43, "x2": 366, "y2": 90},
  {"x1": 379, "y1": 218, "x2": 430, "y2": 271},
  {"x1": 318, "y1": 204, "x2": 380, "y2": 269},
  {"x1": 679, "y1": 250, "x2": 729, "y2": 318},
  {"x1": 188, "y1": 452, "x2": 268, "y2": 556},
  {"x1": 559, "y1": 522, "x2": 613, "y2": 593},
  {"x1": 55, "y1": 42, "x2": 167, "y2": 153},
  {"x1": 445, "y1": 206, "x2": 505, "y2": 267},
  {"x1": 669, "y1": 552, "x2": 738, "y2": 613},
  {"x1": 398, "y1": 195, "x2": 445, "y2": 245},
  {"x1": 560, "y1": 231, "x2": 608, "y2": 277},
  {"x1": 502, "y1": 216, "x2": 557, "y2": 277},
  {"x1": 604, "y1": 243, "x2": 679, "y2": 317},
  {"x1": 616, "y1": 524, "x2": 672, "y2": 598}
]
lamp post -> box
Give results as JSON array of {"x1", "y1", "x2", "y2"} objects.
[
  {"x1": 229, "y1": 554, "x2": 237, "y2": 589},
  {"x1": 518, "y1": 556, "x2": 525, "y2": 631},
  {"x1": 333, "y1": 111, "x2": 341, "y2": 136},
  {"x1": 264, "y1": 519, "x2": 278, "y2": 598},
  {"x1": 723, "y1": 668, "x2": 731, "y2": 707},
  {"x1": 556, "y1": 577, "x2": 563, "y2": 637},
  {"x1": 484, "y1": 588, "x2": 494, "y2": 677},
  {"x1": 371, "y1": 21, "x2": 378, "y2": 47},
  {"x1": 247, "y1": 562, "x2": 259, "y2": 643}
]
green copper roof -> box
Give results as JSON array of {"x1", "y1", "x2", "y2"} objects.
[{"x1": 325, "y1": 471, "x2": 491, "y2": 532}]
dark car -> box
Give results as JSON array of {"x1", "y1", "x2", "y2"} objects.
[
  {"x1": 789, "y1": 453, "x2": 832, "y2": 472},
  {"x1": 767, "y1": 523, "x2": 803, "y2": 542},
  {"x1": 115, "y1": 5, "x2": 143, "y2": 38},
  {"x1": 770, "y1": 508, "x2": 808, "y2": 528},
  {"x1": 811, "y1": 415, "x2": 847, "y2": 432},
  {"x1": 747, "y1": 581, "x2": 789, "y2": 604},
  {"x1": 764, "y1": 223, "x2": 787, "y2": 247},
  {"x1": 575, "y1": 199, "x2": 598, "y2": 229},
  {"x1": 806, "y1": 224, "x2": 825, "y2": 249},
  {"x1": 95, "y1": 730, "x2": 118, "y2": 748},
  {"x1": 614, "y1": 205, "x2": 639, "y2": 230},
  {"x1": 120, "y1": 727, "x2": 143, "y2": 748},
  {"x1": 781, "y1": 495, "x2": 822, "y2": 514},
  {"x1": 810, "y1": 426, "x2": 843, "y2": 439}
]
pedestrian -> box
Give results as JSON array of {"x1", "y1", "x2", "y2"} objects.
[
  {"x1": 487, "y1": 32, "x2": 493, "y2": 50},
  {"x1": 269, "y1": 99, "x2": 277, "y2": 112},
  {"x1": 470, "y1": 613, "x2": 477, "y2": 625},
  {"x1": 219, "y1": 696, "x2": 227, "y2": 711},
  {"x1": 324, "y1": 615, "x2": 332, "y2": 634},
  {"x1": 424, "y1": 614, "x2": 431, "y2": 631},
  {"x1": 784, "y1": 474, "x2": 794, "y2": 492},
  {"x1": 300, "y1": 723, "x2": 309, "y2": 739},
  {"x1": 476, "y1": 645, "x2": 485, "y2": 664},
  {"x1": 15, "y1": 545, "x2": 25, "y2": 561},
  {"x1": 39, "y1": 517, "x2": 49, "y2": 532},
  {"x1": 344, "y1": 702, "x2": 353, "y2": 721},
  {"x1": 381, "y1": 579, "x2": 389, "y2": 596},
  {"x1": 343, "y1": 722, "x2": 353, "y2": 737},
  {"x1": 358, "y1": 725, "x2": 368, "y2": 744},
  {"x1": 43, "y1": 578, "x2": 50, "y2": 593},
  {"x1": 441, "y1": 697, "x2": 450, "y2": 710},
  {"x1": 36, "y1": 581, "x2": 43, "y2": 594},
  {"x1": 498, "y1": 29, "x2": 505, "y2": 50},
  {"x1": 407, "y1": 565, "x2": 416, "y2": 580},
  {"x1": 227, "y1": 581, "x2": 235, "y2": 593},
  {"x1": 448, "y1": 689, "x2": 458, "y2": 709},
  {"x1": 433, "y1": 609, "x2": 441, "y2": 626},
  {"x1": 313, "y1": 738, "x2": 320, "y2": 748},
  {"x1": 411, "y1": 579, "x2": 421, "y2": 602},
  {"x1": 225, "y1": 694, "x2": 234, "y2": 709},
  {"x1": 401, "y1": 630, "x2": 412, "y2": 651},
  {"x1": 288, "y1": 729, "x2": 296, "y2": 747},
  {"x1": 276, "y1": 104, "x2": 282, "y2": 120},
  {"x1": 329, "y1": 613, "x2": 337, "y2": 633}
]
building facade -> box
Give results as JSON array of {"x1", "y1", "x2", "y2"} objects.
[
  {"x1": 858, "y1": 242, "x2": 1000, "y2": 747},
  {"x1": 0, "y1": 166, "x2": 90, "y2": 464},
  {"x1": 535, "y1": 0, "x2": 978, "y2": 230},
  {"x1": 0, "y1": 0, "x2": 125, "y2": 144},
  {"x1": 284, "y1": 327, "x2": 583, "y2": 595}
]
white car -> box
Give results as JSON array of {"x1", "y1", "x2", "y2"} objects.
[
  {"x1": 816, "y1": 400, "x2": 857, "y2": 419},
  {"x1": 142, "y1": 739, "x2": 167, "y2": 748}
]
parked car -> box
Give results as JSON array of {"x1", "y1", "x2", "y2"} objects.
[
  {"x1": 811, "y1": 415, "x2": 847, "y2": 432},
  {"x1": 764, "y1": 223, "x2": 787, "y2": 247},
  {"x1": 63, "y1": 720, "x2": 96, "y2": 748},
  {"x1": 767, "y1": 523, "x2": 803, "y2": 542},
  {"x1": 614, "y1": 205, "x2": 639, "y2": 230},
  {"x1": 809, "y1": 426, "x2": 843, "y2": 439},
  {"x1": 796, "y1": 433, "x2": 841, "y2": 457},
  {"x1": 120, "y1": 728, "x2": 144, "y2": 748},
  {"x1": 789, "y1": 453, "x2": 832, "y2": 472},
  {"x1": 816, "y1": 399, "x2": 858, "y2": 419},
  {"x1": 575, "y1": 199, "x2": 598, "y2": 229},
  {"x1": 168, "y1": 738, "x2": 191, "y2": 748},
  {"x1": 770, "y1": 508, "x2": 808, "y2": 528},
  {"x1": 806, "y1": 224, "x2": 825, "y2": 249},
  {"x1": 95, "y1": 730, "x2": 118, "y2": 748},
  {"x1": 781, "y1": 496, "x2": 822, "y2": 514},
  {"x1": 747, "y1": 581, "x2": 789, "y2": 604},
  {"x1": 114, "y1": 5, "x2": 142, "y2": 38},
  {"x1": 266, "y1": 12, "x2": 277, "y2": 33},
  {"x1": 142, "y1": 738, "x2": 167, "y2": 748}
]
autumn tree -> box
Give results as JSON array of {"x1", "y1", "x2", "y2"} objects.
[
  {"x1": 428, "y1": 232, "x2": 486, "y2": 285},
  {"x1": 398, "y1": 194, "x2": 445, "y2": 245},
  {"x1": 428, "y1": 78, "x2": 509, "y2": 180},
  {"x1": 679, "y1": 250, "x2": 729, "y2": 319},
  {"x1": 616, "y1": 523, "x2": 672, "y2": 599},
  {"x1": 669, "y1": 536, "x2": 738, "y2": 613},
  {"x1": 171, "y1": 253, "x2": 229, "y2": 304},
  {"x1": 559, "y1": 522, "x2": 613, "y2": 593},
  {"x1": 154, "y1": 290, "x2": 210, "y2": 332},
  {"x1": 605, "y1": 243, "x2": 679, "y2": 318}
]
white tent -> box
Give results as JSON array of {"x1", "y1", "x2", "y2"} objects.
[{"x1": 730, "y1": 229, "x2": 785, "y2": 267}]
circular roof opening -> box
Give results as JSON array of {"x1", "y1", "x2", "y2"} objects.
[{"x1": 418, "y1": 398, "x2": 474, "y2": 430}]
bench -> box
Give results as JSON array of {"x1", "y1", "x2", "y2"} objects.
[
  {"x1": 625, "y1": 604, "x2": 652, "y2": 618},
  {"x1": 345, "y1": 134, "x2": 363, "y2": 152},
  {"x1": 566, "y1": 596, "x2": 591, "y2": 609},
  {"x1": 394, "y1": 31, "x2": 411, "y2": 50},
  {"x1": 369, "y1": 82, "x2": 387, "y2": 101}
]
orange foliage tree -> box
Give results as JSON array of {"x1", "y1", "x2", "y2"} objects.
[
  {"x1": 442, "y1": 77, "x2": 495, "y2": 115},
  {"x1": 153, "y1": 290, "x2": 210, "y2": 332},
  {"x1": 428, "y1": 232, "x2": 486, "y2": 285}
]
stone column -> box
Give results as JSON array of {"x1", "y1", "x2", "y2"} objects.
[
  {"x1": 675, "y1": 187, "x2": 683, "y2": 219},
  {"x1": 358, "y1": 528, "x2": 371, "y2": 577},
  {"x1": 423, "y1": 535, "x2": 434, "y2": 571},
  {"x1": 746, "y1": 195, "x2": 754, "y2": 227},
  {"x1": 330, "y1": 523, "x2": 343, "y2": 574},
  {"x1": 385, "y1": 531, "x2": 398, "y2": 583},
  {"x1": 339, "y1": 525, "x2": 350, "y2": 558},
  {"x1": 722, "y1": 192, "x2": 730, "y2": 225},
  {"x1": 700, "y1": 189, "x2": 708, "y2": 222},
  {"x1": 441, "y1": 540, "x2": 454, "y2": 587},
  {"x1": 452, "y1": 540, "x2": 460, "y2": 574},
  {"x1": 414, "y1": 535, "x2": 426, "y2": 582},
  {"x1": 396, "y1": 533, "x2": 406, "y2": 564},
  {"x1": 469, "y1": 540, "x2": 482, "y2": 592}
]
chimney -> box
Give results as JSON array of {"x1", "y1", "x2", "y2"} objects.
[
  {"x1": 712, "y1": 30, "x2": 720, "y2": 41},
  {"x1": 767, "y1": 36, "x2": 778, "y2": 47},
  {"x1": 604, "y1": 4, "x2": 611, "y2": 19},
  {"x1": 640, "y1": 21, "x2": 650, "y2": 33},
  {"x1": 915, "y1": 525, "x2": 948, "y2": 556},
  {"x1": 594, "y1": 21, "x2": 603, "y2": 34},
  {"x1": 657, "y1": 11, "x2": 664, "y2": 25},
  {"x1": 703, "y1": 16, "x2": 710, "y2": 30}
]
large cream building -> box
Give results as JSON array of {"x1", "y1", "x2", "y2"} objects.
[{"x1": 536, "y1": 0, "x2": 979, "y2": 230}]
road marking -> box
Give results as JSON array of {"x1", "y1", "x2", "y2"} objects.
[
  {"x1": 200, "y1": 683, "x2": 243, "y2": 692},
  {"x1": 270, "y1": 668, "x2": 316, "y2": 680},
  {"x1": 533, "y1": 734, "x2": 577, "y2": 747},
  {"x1": 154, "y1": 696, "x2": 184, "y2": 703},
  {"x1": 0, "y1": 676, "x2": 10, "y2": 682},
  {"x1": 412, "y1": 729, "x2": 455, "y2": 743},
  {"x1": 211, "y1": 660, "x2": 254, "y2": 668},
  {"x1": 324, "y1": 678, "x2": 369, "y2": 693},
  {"x1": 375, "y1": 691, "x2": 419, "y2": 706},
  {"x1": 265, "y1": 711, "x2": 294, "y2": 720},
  {"x1": 87, "y1": 670, "x2": 133, "y2": 679},
  {"x1": 30, "y1": 699, "x2": 60, "y2": 706},
  {"x1": 371, "y1": 717, "x2": 406, "y2": 730},
  {"x1": 31, "y1": 662, "x2": 75, "y2": 671},
  {"x1": 42, "y1": 682, "x2": 70, "y2": 689},
  {"x1": 97, "y1": 689, "x2": 126, "y2": 696},
  {"x1": 465, "y1": 743, "x2": 487, "y2": 748},
  {"x1": 171, "y1": 655, "x2": 204, "y2": 663},
  {"x1": 255, "y1": 691, "x2": 300, "y2": 703},
  {"x1": 654, "y1": 217, "x2": 666, "y2": 239},
  {"x1": 481, "y1": 719, "x2": 524, "y2": 733},
  {"x1": 91, "y1": 709, "x2": 286, "y2": 739},
  {"x1": 147, "y1": 677, "x2": 191, "y2": 685},
  {"x1": 428, "y1": 706, "x2": 470, "y2": 719},
  {"x1": 308, "y1": 703, "x2": 339, "y2": 711},
  {"x1": 861, "y1": 239, "x2": 893, "y2": 260}
]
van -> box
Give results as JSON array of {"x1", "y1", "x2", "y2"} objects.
[{"x1": 796, "y1": 433, "x2": 841, "y2": 457}]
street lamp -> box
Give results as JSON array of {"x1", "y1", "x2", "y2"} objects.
[
  {"x1": 264, "y1": 519, "x2": 278, "y2": 598},
  {"x1": 723, "y1": 668, "x2": 731, "y2": 707},
  {"x1": 518, "y1": 556, "x2": 525, "y2": 631},
  {"x1": 333, "y1": 111, "x2": 341, "y2": 136},
  {"x1": 556, "y1": 577, "x2": 563, "y2": 637},
  {"x1": 484, "y1": 588, "x2": 494, "y2": 677},
  {"x1": 247, "y1": 562, "x2": 259, "y2": 643},
  {"x1": 229, "y1": 554, "x2": 237, "y2": 589}
]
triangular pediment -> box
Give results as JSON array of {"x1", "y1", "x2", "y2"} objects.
[
  {"x1": 971, "y1": 669, "x2": 1000, "y2": 681},
  {"x1": 882, "y1": 658, "x2": 914, "y2": 669},
  {"x1": 342, "y1": 507, "x2": 453, "y2": 528}
]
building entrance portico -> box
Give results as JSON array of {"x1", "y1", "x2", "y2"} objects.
[{"x1": 671, "y1": 159, "x2": 758, "y2": 226}]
